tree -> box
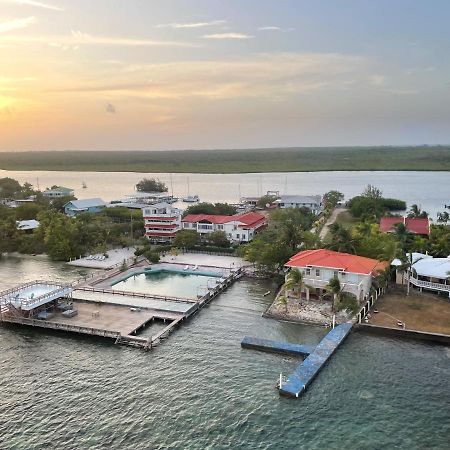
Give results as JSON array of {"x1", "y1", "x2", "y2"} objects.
[
  {"x1": 323, "y1": 191, "x2": 344, "y2": 210},
  {"x1": 172, "y1": 230, "x2": 199, "y2": 249},
  {"x1": 328, "y1": 223, "x2": 356, "y2": 253},
  {"x1": 437, "y1": 211, "x2": 449, "y2": 224},
  {"x1": 407, "y1": 204, "x2": 428, "y2": 219},
  {"x1": 183, "y1": 202, "x2": 237, "y2": 216},
  {"x1": 136, "y1": 178, "x2": 167, "y2": 192},
  {"x1": 283, "y1": 268, "x2": 309, "y2": 299},
  {"x1": 206, "y1": 230, "x2": 230, "y2": 248},
  {"x1": 15, "y1": 203, "x2": 44, "y2": 220},
  {"x1": 362, "y1": 184, "x2": 382, "y2": 199},
  {"x1": 325, "y1": 276, "x2": 345, "y2": 312},
  {"x1": 277, "y1": 293, "x2": 288, "y2": 312},
  {"x1": 256, "y1": 195, "x2": 277, "y2": 208},
  {"x1": 0, "y1": 177, "x2": 21, "y2": 198},
  {"x1": 397, "y1": 252, "x2": 424, "y2": 296}
]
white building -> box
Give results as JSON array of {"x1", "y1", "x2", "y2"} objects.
[
  {"x1": 181, "y1": 212, "x2": 267, "y2": 243},
  {"x1": 143, "y1": 202, "x2": 182, "y2": 243},
  {"x1": 285, "y1": 249, "x2": 388, "y2": 301},
  {"x1": 274, "y1": 195, "x2": 323, "y2": 214},
  {"x1": 43, "y1": 186, "x2": 74, "y2": 198},
  {"x1": 392, "y1": 253, "x2": 450, "y2": 297}
]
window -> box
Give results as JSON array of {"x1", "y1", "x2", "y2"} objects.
[
  {"x1": 217, "y1": 224, "x2": 223, "y2": 230},
  {"x1": 315, "y1": 269, "x2": 320, "y2": 277},
  {"x1": 333, "y1": 271, "x2": 338, "y2": 278},
  {"x1": 236, "y1": 233, "x2": 240, "y2": 239},
  {"x1": 305, "y1": 268, "x2": 311, "y2": 276}
]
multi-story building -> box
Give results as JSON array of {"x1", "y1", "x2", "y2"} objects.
[
  {"x1": 181, "y1": 211, "x2": 267, "y2": 243},
  {"x1": 43, "y1": 186, "x2": 74, "y2": 198},
  {"x1": 285, "y1": 249, "x2": 388, "y2": 301},
  {"x1": 274, "y1": 195, "x2": 323, "y2": 214},
  {"x1": 143, "y1": 202, "x2": 182, "y2": 243}
]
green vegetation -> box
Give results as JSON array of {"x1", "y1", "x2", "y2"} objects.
[
  {"x1": 183, "y1": 202, "x2": 237, "y2": 216},
  {"x1": 1, "y1": 146, "x2": 449, "y2": 173},
  {"x1": 136, "y1": 178, "x2": 167, "y2": 192}
]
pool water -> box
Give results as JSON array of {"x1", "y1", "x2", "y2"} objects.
[{"x1": 112, "y1": 271, "x2": 220, "y2": 299}]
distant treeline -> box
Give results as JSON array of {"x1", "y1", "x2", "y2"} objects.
[{"x1": 0, "y1": 146, "x2": 449, "y2": 173}]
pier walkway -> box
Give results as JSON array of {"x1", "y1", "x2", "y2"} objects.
[
  {"x1": 241, "y1": 337, "x2": 314, "y2": 357},
  {"x1": 279, "y1": 323, "x2": 353, "y2": 398}
]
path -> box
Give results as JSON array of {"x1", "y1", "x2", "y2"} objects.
[{"x1": 319, "y1": 207, "x2": 347, "y2": 241}]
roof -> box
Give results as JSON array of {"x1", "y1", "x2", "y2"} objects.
[
  {"x1": 182, "y1": 211, "x2": 266, "y2": 227},
  {"x1": 275, "y1": 195, "x2": 322, "y2": 205},
  {"x1": 286, "y1": 249, "x2": 388, "y2": 275},
  {"x1": 392, "y1": 253, "x2": 450, "y2": 279},
  {"x1": 65, "y1": 198, "x2": 106, "y2": 209},
  {"x1": 16, "y1": 219, "x2": 40, "y2": 230},
  {"x1": 44, "y1": 186, "x2": 73, "y2": 193},
  {"x1": 379, "y1": 217, "x2": 430, "y2": 235},
  {"x1": 233, "y1": 212, "x2": 267, "y2": 228},
  {"x1": 182, "y1": 214, "x2": 232, "y2": 224}
]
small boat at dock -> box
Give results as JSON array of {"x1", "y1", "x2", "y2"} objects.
[{"x1": 182, "y1": 195, "x2": 199, "y2": 203}]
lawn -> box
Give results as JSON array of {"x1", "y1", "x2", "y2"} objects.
[
  {"x1": 1, "y1": 146, "x2": 449, "y2": 173},
  {"x1": 368, "y1": 286, "x2": 450, "y2": 335}
]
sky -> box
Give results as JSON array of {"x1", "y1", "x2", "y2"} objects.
[{"x1": 0, "y1": 0, "x2": 449, "y2": 151}]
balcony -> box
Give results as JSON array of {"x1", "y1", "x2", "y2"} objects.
[{"x1": 409, "y1": 276, "x2": 450, "y2": 292}]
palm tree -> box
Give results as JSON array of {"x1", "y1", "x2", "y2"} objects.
[
  {"x1": 325, "y1": 276, "x2": 345, "y2": 312},
  {"x1": 437, "y1": 211, "x2": 449, "y2": 225},
  {"x1": 277, "y1": 293, "x2": 288, "y2": 312},
  {"x1": 328, "y1": 223, "x2": 356, "y2": 254},
  {"x1": 397, "y1": 252, "x2": 424, "y2": 295},
  {"x1": 283, "y1": 268, "x2": 309, "y2": 300},
  {"x1": 407, "y1": 204, "x2": 428, "y2": 219}
]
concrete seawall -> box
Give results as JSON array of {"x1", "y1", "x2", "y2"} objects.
[{"x1": 356, "y1": 324, "x2": 450, "y2": 345}]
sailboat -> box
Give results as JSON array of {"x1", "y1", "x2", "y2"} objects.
[
  {"x1": 82, "y1": 181, "x2": 87, "y2": 189},
  {"x1": 182, "y1": 177, "x2": 200, "y2": 202}
]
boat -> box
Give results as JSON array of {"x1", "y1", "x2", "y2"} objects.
[
  {"x1": 82, "y1": 181, "x2": 87, "y2": 189},
  {"x1": 182, "y1": 195, "x2": 199, "y2": 203}
]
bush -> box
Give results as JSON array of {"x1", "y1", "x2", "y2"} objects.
[
  {"x1": 337, "y1": 293, "x2": 359, "y2": 314},
  {"x1": 190, "y1": 245, "x2": 236, "y2": 254}
]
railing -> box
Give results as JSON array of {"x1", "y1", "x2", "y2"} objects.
[
  {"x1": 409, "y1": 276, "x2": 450, "y2": 292},
  {"x1": 73, "y1": 286, "x2": 195, "y2": 304},
  {"x1": 1, "y1": 316, "x2": 120, "y2": 338}
]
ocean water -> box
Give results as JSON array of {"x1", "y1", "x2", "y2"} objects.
[
  {"x1": 0, "y1": 255, "x2": 449, "y2": 449},
  {"x1": 1, "y1": 169, "x2": 449, "y2": 219}
]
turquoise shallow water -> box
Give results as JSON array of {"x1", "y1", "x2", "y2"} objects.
[
  {"x1": 0, "y1": 255, "x2": 449, "y2": 449},
  {"x1": 112, "y1": 271, "x2": 220, "y2": 299}
]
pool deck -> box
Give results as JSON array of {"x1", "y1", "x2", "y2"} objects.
[
  {"x1": 241, "y1": 337, "x2": 314, "y2": 357},
  {"x1": 279, "y1": 323, "x2": 353, "y2": 398}
]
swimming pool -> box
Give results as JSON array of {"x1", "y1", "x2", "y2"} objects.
[{"x1": 111, "y1": 271, "x2": 221, "y2": 299}]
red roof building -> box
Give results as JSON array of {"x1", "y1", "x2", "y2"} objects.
[
  {"x1": 379, "y1": 217, "x2": 430, "y2": 236},
  {"x1": 181, "y1": 211, "x2": 267, "y2": 242},
  {"x1": 285, "y1": 249, "x2": 388, "y2": 300}
]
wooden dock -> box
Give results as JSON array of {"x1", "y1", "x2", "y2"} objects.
[
  {"x1": 0, "y1": 267, "x2": 244, "y2": 351},
  {"x1": 241, "y1": 336, "x2": 314, "y2": 357}
]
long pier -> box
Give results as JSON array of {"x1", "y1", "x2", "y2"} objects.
[
  {"x1": 241, "y1": 336, "x2": 314, "y2": 357},
  {"x1": 279, "y1": 323, "x2": 353, "y2": 398}
]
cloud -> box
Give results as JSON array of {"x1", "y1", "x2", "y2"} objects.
[
  {"x1": 156, "y1": 20, "x2": 226, "y2": 29},
  {"x1": 0, "y1": 31, "x2": 200, "y2": 47},
  {"x1": 368, "y1": 74, "x2": 386, "y2": 86},
  {"x1": 0, "y1": 0, "x2": 63, "y2": 11},
  {"x1": 258, "y1": 26, "x2": 295, "y2": 32},
  {"x1": 202, "y1": 33, "x2": 253, "y2": 40},
  {"x1": 45, "y1": 52, "x2": 365, "y2": 101},
  {"x1": 105, "y1": 103, "x2": 116, "y2": 114},
  {"x1": 0, "y1": 16, "x2": 36, "y2": 33}
]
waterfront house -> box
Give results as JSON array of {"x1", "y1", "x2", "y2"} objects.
[
  {"x1": 181, "y1": 211, "x2": 267, "y2": 243},
  {"x1": 380, "y1": 217, "x2": 430, "y2": 236},
  {"x1": 392, "y1": 252, "x2": 450, "y2": 297},
  {"x1": 64, "y1": 198, "x2": 106, "y2": 217},
  {"x1": 43, "y1": 186, "x2": 74, "y2": 198},
  {"x1": 274, "y1": 195, "x2": 323, "y2": 214},
  {"x1": 143, "y1": 202, "x2": 182, "y2": 243},
  {"x1": 285, "y1": 249, "x2": 388, "y2": 301}
]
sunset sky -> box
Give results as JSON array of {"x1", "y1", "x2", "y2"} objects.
[{"x1": 0, "y1": 0, "x2": 449, "y2": 151}]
